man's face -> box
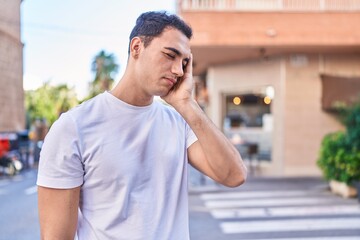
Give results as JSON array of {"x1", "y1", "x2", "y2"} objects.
[{"x1": 136, "y1": 27, "x2": 191, "y2": 97}]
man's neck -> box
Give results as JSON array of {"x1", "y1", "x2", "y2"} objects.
[{"x1": 110, "y1": 75, "x2": 153, "y2": 107}]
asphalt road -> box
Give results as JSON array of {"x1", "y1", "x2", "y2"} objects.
[{"x1": 0, "y1": 170, "x2": 40, "y2": 240}]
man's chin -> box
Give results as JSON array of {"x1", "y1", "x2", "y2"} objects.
[{"x1": 154, "y1": 88, "x2": 171, "y2": 98}]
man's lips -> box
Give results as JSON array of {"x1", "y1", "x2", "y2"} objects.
[{"x1": 164, "y1": 77, "x2": 177, "y2": 86}]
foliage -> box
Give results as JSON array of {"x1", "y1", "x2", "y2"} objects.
[
  {"x1": 317, "y1": 102, "x2": 360, "y2": 185},
  {"x1": 25, "y1": 82, "x2": 79, "y2": 126},
  {"x1": 343, "y1": 104, "x2": 360, "y2": 149},
  {"x1": 87, "y1": 50, "x2": 119, "y2": 99}
]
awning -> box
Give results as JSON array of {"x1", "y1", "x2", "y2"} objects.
[{"x1": 321, "y1": 74, "x2": 360, "y2": 111}]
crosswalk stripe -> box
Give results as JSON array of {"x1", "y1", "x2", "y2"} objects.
[
  {"x1": 201, "y1": 190, "x2": 320, "y2": 200},
  {"x1": 220, "y1": 218, "x2": 360, "y2": 234},
  {"x1": 205, "y1": 197, "x2": 340, "y2": 208},
  {"x1": 210, "y1": 205, "x2": 360, "y2": 219},
  {"x1": 24, "y1": 185, "x2": 37, "y2": 195}
]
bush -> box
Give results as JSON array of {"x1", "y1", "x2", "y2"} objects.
[
  {"x1": 317, "y1": 103, "x2": 360, "y2": 185},
  {"x1": 344, "y1": 104, "x2": 360, "y2": 149}
]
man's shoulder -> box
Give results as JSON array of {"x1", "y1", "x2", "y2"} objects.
[
  {"x1": 68, "y1": 93, "x2": 105, "y2": 116},
  {"x1": 51, "y1": 93, "x2": 105, "y2": 130}
]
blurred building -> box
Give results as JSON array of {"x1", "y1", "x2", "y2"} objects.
[
  {"x1": 0, "y1": 0, "x2": 25, "y2": 132},
  {"x1": 178, "y1": 0, "x2": 360, "y2": 176}
]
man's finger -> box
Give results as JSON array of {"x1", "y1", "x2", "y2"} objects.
[{"x1": 185, "y1": 53, "x2": 193, "y2": 76}]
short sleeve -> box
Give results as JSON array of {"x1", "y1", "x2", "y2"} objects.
[
  {"x1": 186, "y1": 123, "x2": 198, "y2": 149},
  {"x1": 37, "y1": 113, "x2": 84, "y2": 189}
]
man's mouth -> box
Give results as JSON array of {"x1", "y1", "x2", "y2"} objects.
[{"x1": 164, "y1": 77, "x2": 177, "y2": 86}]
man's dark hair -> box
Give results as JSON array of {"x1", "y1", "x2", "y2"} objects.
[{"x1": 128, "y1": 11, "x2": 192, "y2": 54}]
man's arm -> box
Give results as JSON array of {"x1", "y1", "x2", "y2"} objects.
[
  {"x1": 38, "y1": 186, "x2": 80, "y2": 240},
  {"x1": 162, "y1": 54, "x2": 247, "y2": 187},
  {"x1": 180, "y1": 100, "x2": 247, "y2": 187}
]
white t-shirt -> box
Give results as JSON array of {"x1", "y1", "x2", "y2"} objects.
[{"x1": 37, "y1": 92, "x2": 198, "y2": 240}]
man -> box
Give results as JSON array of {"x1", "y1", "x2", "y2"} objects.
[{"x1": 37, "y1": 11, "x2": 247, "y2": 240}]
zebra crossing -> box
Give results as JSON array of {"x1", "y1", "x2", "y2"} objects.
[{"x1": 198, "y1": 185, "x2": 360, "y2": 239}]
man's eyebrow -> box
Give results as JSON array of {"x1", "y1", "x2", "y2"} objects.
[
  {"x1": 164, "y1": 47, "x2": 181, "y2": 56},
  {"x1": 164, "y1": 47, "x2": 190, "y2": 62}
]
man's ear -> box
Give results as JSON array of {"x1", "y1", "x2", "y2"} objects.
[{"x1": 130, "y1": 37, "x2": 142, "y2": 58}]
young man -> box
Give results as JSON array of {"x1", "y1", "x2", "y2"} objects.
[{"x1": 37, "y1": 11, "x2": 247, "y2": 240}]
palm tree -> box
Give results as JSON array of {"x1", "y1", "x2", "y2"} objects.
[{"x1": 90, "y1": 50, "x2": 119, "y2": 97}]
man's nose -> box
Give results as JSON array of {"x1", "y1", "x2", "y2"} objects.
[{"x1": 171, "y1": 61, "x2": 184, "y2": 77}]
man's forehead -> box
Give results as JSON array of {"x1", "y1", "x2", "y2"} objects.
[{"x1": 157, "y1": 28, "x2": 191, "y2": 53}]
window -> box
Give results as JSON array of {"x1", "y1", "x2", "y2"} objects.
[{"x1": 225, "y1": 93, "x2": 271, "y2": 128}]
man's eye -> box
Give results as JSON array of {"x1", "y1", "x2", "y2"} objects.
[{"x1": 165, "y1": 53, "x2": 175, "y2": 59}]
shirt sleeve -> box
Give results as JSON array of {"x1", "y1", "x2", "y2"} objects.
[
  {"x1": 37, "y1": 112, "x2": 84, "y2": 189},
  {"x1": 185, "y1": 123, "x2": 198, "y2": 149}
]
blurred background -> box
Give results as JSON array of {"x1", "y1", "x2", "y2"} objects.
[{"x1": 1, "y1": 0, "x2": 360, "y2": 239}]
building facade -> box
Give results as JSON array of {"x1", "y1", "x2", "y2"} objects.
[
  {"x1": 178, "y1": 0, "x2": 360, "y2": 176},
  {"x1": 0, "y1": 0, "x2": 25, "y2": 131}
]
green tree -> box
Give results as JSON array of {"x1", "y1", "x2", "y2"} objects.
[
  {"x1": 25, "y1": 82, "x2": 79, "y2": 126},
  {"x1": 89, "y1": 50, "x2": 119, "y2": 98}
]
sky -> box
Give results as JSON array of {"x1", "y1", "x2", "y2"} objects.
[{"x1": 21, "y1": 0, "x2": 176, "y2": 99}]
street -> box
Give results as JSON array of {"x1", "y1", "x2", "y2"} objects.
[
  {"x1": 0, "y1": 168, "x2": 360, "y2": 240},
  {"x1": 189, "y1": 176, "x2": 360, "y2": 240},
  {"x1": 0, "y1": 170, "x2": 40, "y2": 240}
]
